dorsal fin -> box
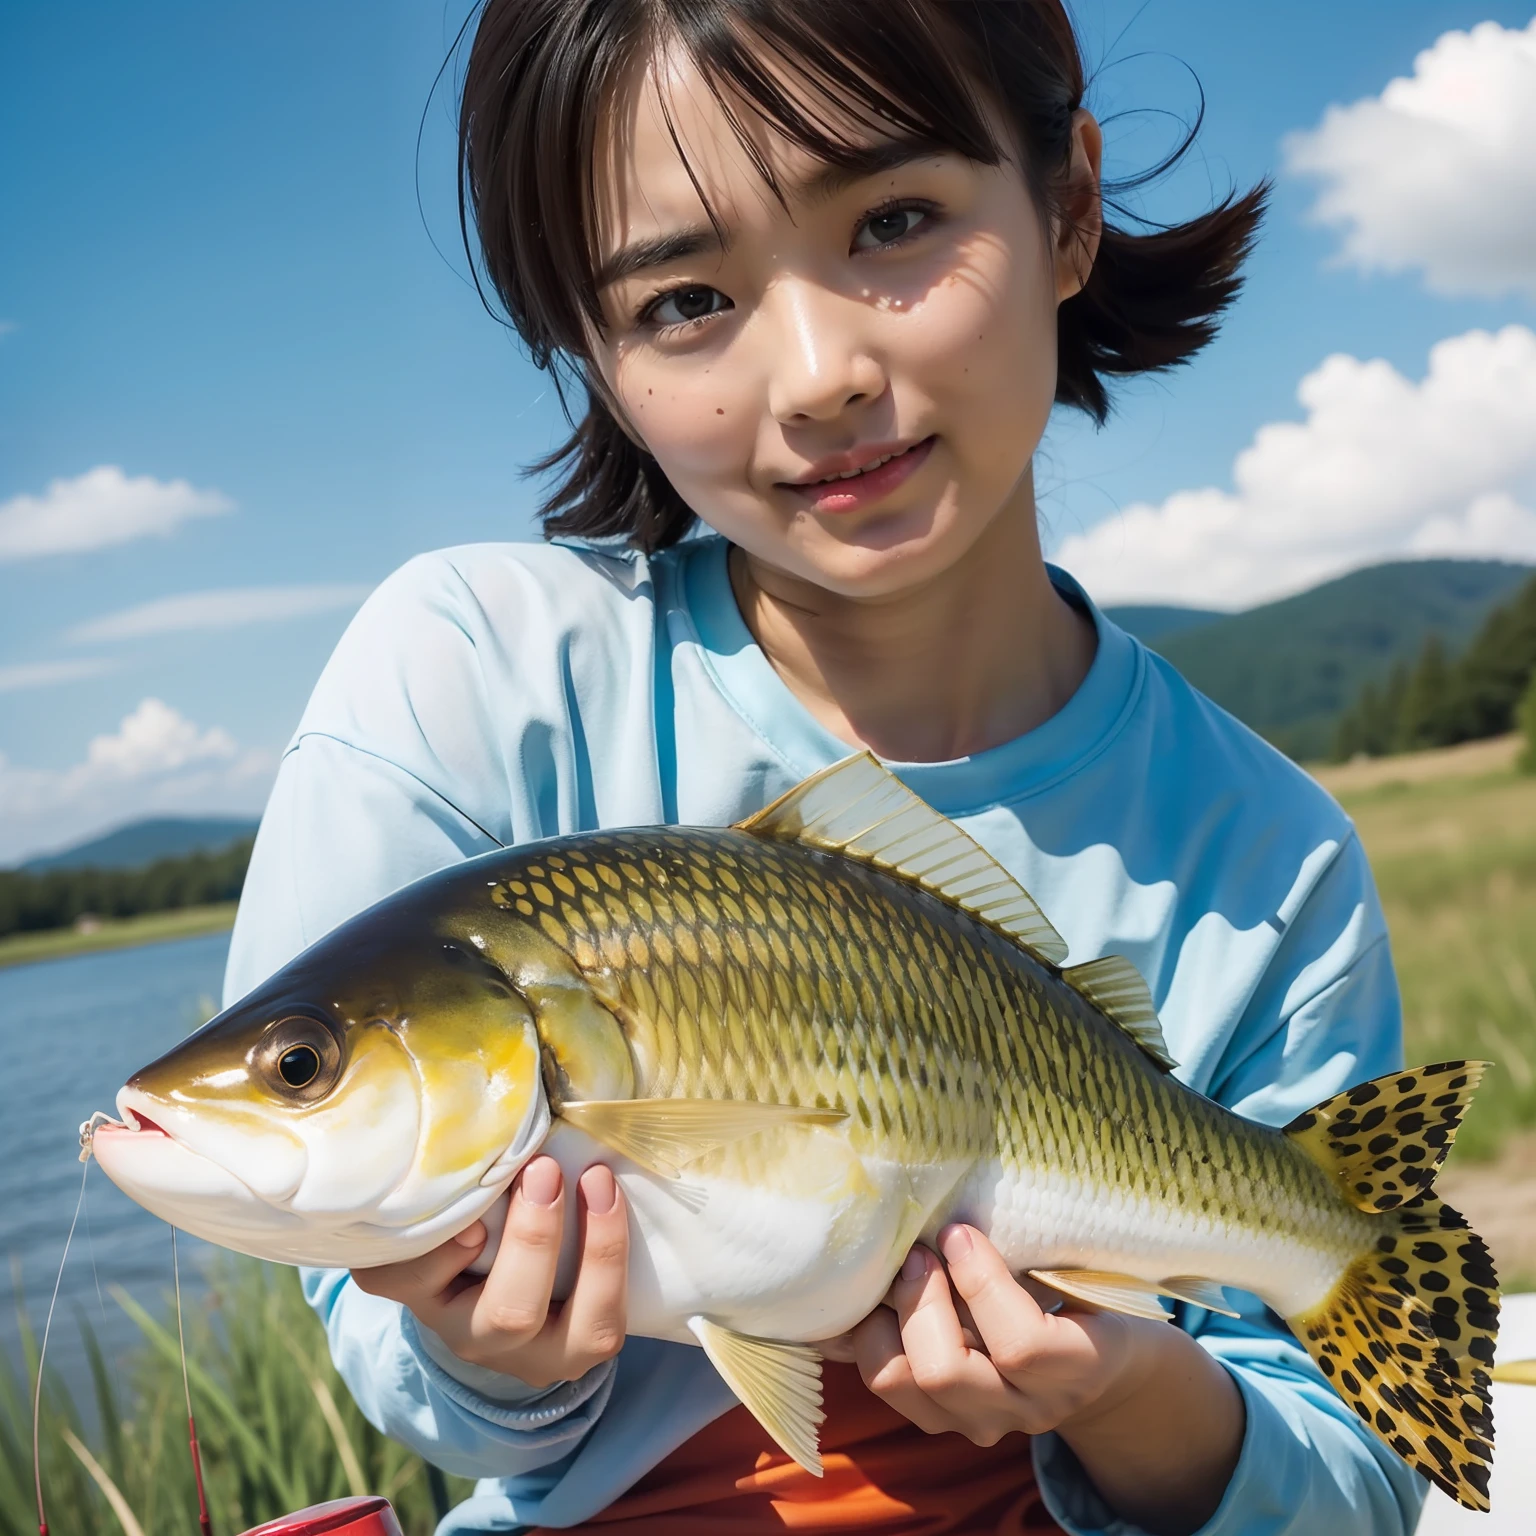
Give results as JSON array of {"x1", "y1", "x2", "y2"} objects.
[
  {"x1": 1061, "y1": 956, "x2": 1177, "y2": 1071},
  {"x1": 735, "y1": 753, "x2": 1068, "y2": 966}
]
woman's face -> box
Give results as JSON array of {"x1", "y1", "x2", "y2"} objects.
[{"x1": 589, "y1": 49, "x2": 1100, "y2": 598}]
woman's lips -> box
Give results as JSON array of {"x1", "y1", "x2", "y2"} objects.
[{"x1": 784, "y1": 437, "x2": 936, "y2": 514}]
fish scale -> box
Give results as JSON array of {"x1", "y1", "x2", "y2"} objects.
[
  {"x1": 516, "y1": 827, "x2": 1294, "y2": 1257},
  {"x1": 90, "y1": 752, "x2": 1499, "y2": 1508}
]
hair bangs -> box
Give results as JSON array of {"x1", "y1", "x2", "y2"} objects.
[
  {"x1": 585, "y1": 1, "x2": 1006, "y2": 333},
  {"x1": 459, "y1": 0, "x2": 1267, "y2": 550}
]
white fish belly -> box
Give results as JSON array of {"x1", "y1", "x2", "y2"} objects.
[
  {"x1": 950, "y1": 1159, "x2": 1357, "y2": 1318},
  {"x1": 540, "y1": 1124, "x2": 968, "y2": 1344}
]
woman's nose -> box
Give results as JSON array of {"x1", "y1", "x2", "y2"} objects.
[{"x1": 763, "y1": 280, "x2": 887, "y2": 424}]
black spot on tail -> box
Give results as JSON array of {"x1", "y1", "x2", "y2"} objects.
[{"x1": 1288, "y1": 1197, "x2": 1498, "y2": 1512}]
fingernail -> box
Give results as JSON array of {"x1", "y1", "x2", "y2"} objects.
[
  {"x1": 581, "y1": 1164, "x2": 617, "y2": 1214},
  {"x1": 901, "y1": 1248, "x2": 928, "y2": 1282},
  {"x1": 939, "y1": 1225, "x2": 973, "y2": 1263},
  {"x1": 521, "y1": 1158, "x2": 562, "y2": 1206}
]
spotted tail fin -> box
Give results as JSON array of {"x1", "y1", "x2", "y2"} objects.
[
  {"x1": 1283, "y1": 1062, "x2": 1499, "y2": 1510},
  {"x1": 1288, "y1": 1198, "x2": 1499, "y2": 1509}
]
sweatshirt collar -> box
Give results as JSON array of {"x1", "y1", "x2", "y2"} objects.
[{"x1": 677, "y1": 535, "x2": 1143, "y2": 816}]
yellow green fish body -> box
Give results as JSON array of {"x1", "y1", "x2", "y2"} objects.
[{"x1": 89, "y1": 754, "x2": 1500, "y2": 1509}]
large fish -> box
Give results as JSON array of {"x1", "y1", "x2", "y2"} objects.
[{"x1": 87, "y1": 755, "x2": 1499, "y2": 1509}]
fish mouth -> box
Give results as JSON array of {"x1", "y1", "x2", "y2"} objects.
[{"x1": 122, "y1": 1107, "x2": 171, "y2": 1137}]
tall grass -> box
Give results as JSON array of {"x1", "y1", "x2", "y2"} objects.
[
  {"x1": 0, "y1": 1260, "x2": 472, "y2": 1536},
  {"x1": 1341, "y1": 769, "x2": 1536, "y2": 1161}
]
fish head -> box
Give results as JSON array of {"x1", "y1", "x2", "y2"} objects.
[{"x1": 91, "y1": 904, "x2": 549, "y2": 1268}]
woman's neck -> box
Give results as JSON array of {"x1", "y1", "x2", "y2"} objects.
[{"x1": 728, "y1": 479, "x2": 1098, "y2": 764}]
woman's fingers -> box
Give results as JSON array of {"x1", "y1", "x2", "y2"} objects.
[
  {"x1": 349, "y1": 1221, "x2": 487, "y2": 1321},
  {"x1": 850, "y1": 1303, "x2": 953, "y2": 1435},
  {"x1": 462, "y1": 1156, "x2": 566, "y2": 1351},
  {"x1": 546, "y1": 1165, "x2": 630, "y2": 1373},
  {"x1": 936, "y1": 1225, "x2": 1052, "y2": 1381},
  {"x1": 816, "y1": 1332, "x2": 859, "y2": 1363},
  {"x1": 888, "y1": 1246, "x2": 1017, "y2": 1419}
]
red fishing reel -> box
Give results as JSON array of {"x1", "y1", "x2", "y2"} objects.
[{"x1": 240, "y1": 1497, "x2": 403, "y2": 1535}]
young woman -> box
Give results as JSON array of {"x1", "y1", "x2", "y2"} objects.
[{"x1": 225, "y1": 3, "x2": 1424, "y2": 1532}]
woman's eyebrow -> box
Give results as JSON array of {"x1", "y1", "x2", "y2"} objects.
[
  {"x1": 595, "y1": 140, "x2": 940, "y2": 290},
  {"x1": 797, "y1": 139, "x2": 939, "y2": 205},
  {"x1": 597, "y1": 227, "x2": 724, "y2": 290}
]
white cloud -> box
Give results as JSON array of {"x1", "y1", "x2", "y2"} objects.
[
  {"x1": 1052, "y1": 326, "x2": 1536, "y2": 609},
  {"x1": 0, "y1": 466, "x2": 232, "y2": 562},
  {"x1": 1285, "y1": 19, "x2": 1536, "y2": 300},
  {"x1": 68, "y1": 583, "x2": 373, "y2": 644},
  {"x1": 0, "y1": 699, "x2": 274, "y2": 866},
  {"x1": 0, "y1": 658, "x2": 117, "y2": 693}
]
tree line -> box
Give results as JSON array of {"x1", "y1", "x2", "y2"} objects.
[
  {"x1": 0, "y1": 838, "x2": 254, "y2": 941},
  {"x1": 1332, "y1": 572, "x2": 1536, "y2": 764}
]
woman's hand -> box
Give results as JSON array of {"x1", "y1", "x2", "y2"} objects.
[
  {"x1": 350, "y1": 1156, "x2": 629, "y2": 1389},
  {"x1": 842, "y1": 1225, "x2": 1244, "y2": 1536}
]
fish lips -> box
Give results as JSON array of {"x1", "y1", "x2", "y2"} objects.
[
  {"x1": 89, "y1": 1111, "x2": 507, "y2": 1268},
  {"x1": 91, "y1": 1113, "x2": 280, "y2": 1246},
  {"x1": 114, "y1": 1087, "x2": 309, "y2": 1204}
]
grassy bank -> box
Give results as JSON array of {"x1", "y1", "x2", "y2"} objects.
[
  {"x1": 1318, "y1": 748, "x2": 1536, "y2": 1164},
  {"x1": 0, "y1": 902, "x2": 237, "y2": 970},
  {"x1": 1, "y1": 1260, "x2": 472, "y2": 1536},
  {"x1": 1317, "y1": 744, "x2": 1536, "y2": 1284}
]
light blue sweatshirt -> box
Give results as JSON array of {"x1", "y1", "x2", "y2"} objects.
[{"x1": 224, "y1": 534, "x2": 1427, "y2": 1536}]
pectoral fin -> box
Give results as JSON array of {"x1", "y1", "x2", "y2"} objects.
[
  {"x1": 1027, "y1": 1270, "x2": 1173, "y2": 1322},
  {"x1": 688, "y1": 1317, "x2": 825, "y2": 1476},
  {"x1": 558, "y1": 1098, "x2": 847, "y2": 1179}
]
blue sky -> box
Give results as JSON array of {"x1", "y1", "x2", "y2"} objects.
[{"x1": 3, "y1": 1, "x2": 1535, "y2": 862}]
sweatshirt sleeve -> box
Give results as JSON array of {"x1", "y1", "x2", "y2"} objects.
[{"x1": 1032, "y1": 831, "x2": 1429, "y2": 1536}]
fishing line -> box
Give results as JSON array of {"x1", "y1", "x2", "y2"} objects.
[
  {"x1": 34, "y1": 1159, "x2": 88, "y2": 1536},
  {"x1": 173, "y1": 1229, "x2": 214, "y2": 1536},
  {"x1": 82, "y1": 1175, "x2": 111, "y2": 1331}
]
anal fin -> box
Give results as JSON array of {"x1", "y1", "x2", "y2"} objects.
[
  {"x1": 1027, "y1": 1270, "x2": 1173, "y2": 1322},
  {"x1": 688, "y1": 1317, "x2": 824, "y2": 1475},
  {"x1": 1158, "y1": 1276, "x2": 1240, "y2": 1318},
  {"x1": 559, "y1": 1098, "x2": 846, "y2": 1179}
]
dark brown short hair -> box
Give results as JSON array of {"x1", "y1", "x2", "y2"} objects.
[{"x1": 458, "y1": 0, "x2": 1266, "y2": 551}]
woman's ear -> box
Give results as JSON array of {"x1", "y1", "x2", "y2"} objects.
[{"x1": 1054, "y1": 110, "x2": 1104, "y2": 305}]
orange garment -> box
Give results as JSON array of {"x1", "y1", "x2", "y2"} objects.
[{"x1": 530, "y1": 1363, "x2": 1065, "y2": 1535}]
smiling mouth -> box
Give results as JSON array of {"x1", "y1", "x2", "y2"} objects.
[{"x1": 786, "y1": 437, "x2": 934, "y2": 488}]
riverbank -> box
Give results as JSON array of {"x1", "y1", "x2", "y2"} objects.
[{"x1": 0, "y1": 901, "x2": 237, "y2": 969}]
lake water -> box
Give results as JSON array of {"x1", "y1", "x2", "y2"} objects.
[{"x1": 0, "y1": 931, "x2": 229, "y2": 1399}]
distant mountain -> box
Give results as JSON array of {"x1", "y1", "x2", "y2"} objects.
[
  {"x1": 1111, "y1": 560, "x2": 1533, "y2": 761},
  {"x1": 1102, "y1": 605, "x2": 1225, "y2": 645},
  {"x1": 21, "y1": 816, "x2": 260, "y2": 872}
]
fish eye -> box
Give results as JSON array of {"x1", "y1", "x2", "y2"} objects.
[
  {"x1": 255, "y1": 1015, "x2": 342, "y2": 1104},
  {"x1": 278, "y1": 1044, "x2": 320, "y2": 1088}
]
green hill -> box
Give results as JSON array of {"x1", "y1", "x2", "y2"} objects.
[
  {"x1": 21, "y1": 816, "x2": 260, "y2": 872},
  {"x1": 1100, "y1": 604, "x2": 1224, "y2": 645},
  {"x1": 1109, "y1": 560, "x2": 1532, "y2": 761}
]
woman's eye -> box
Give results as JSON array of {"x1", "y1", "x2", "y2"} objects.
[
  {"x1": 853, "y1": 206, "x2": 928, "y2": 251},
  {"x1": 645, "y1": 285, "x2": 730, "y2": 328}
]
